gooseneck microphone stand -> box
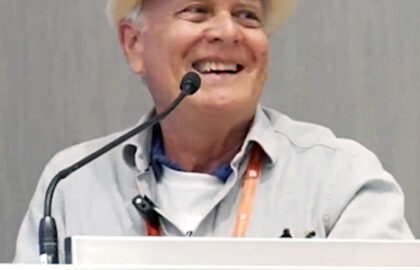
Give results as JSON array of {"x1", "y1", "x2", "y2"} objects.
[{"x1": 39, "y1": 72, "x2": 201, "y2": 264}]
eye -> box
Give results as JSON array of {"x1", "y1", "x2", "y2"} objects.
[
  {"x1": 233, "y1": 9, "x2": 263, "y2": 28},
  {"x1": 177, "y1": 5, "x2": 210, "y2": 23},
  {"x1": 186, "y1": 5, "x2": 209, "y2": 14}
]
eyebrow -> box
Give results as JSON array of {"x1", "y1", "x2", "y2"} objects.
[
  {"x1": 174, "y1": 0, "x2": 265, "y2": 15},
  {"x1": 179, "y1": 0, "x2": 263, "y2": 7},
  {"x1": 236, "y1": 0, "x2": 265, "y2": 11},
  {"x1": 238, "y1": 0, "x2": 264, "y2": 6},
  {"x1": 236, "y1": 0, "x2": 265, "y2": 17}
]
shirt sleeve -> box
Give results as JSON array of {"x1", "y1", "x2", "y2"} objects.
[{"x1": 326, "y1": 141, "x2": 414, "y2": 239}]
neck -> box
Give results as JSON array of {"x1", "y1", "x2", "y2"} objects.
[{"x1": 159, "y1": 110, "x2": 254, "y2": 174}]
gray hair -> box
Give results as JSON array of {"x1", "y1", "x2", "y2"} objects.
[{"x1": 123, "y1": 2, "x2": 148, "y2": 30}]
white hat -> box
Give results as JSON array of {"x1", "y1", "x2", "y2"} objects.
[{"x1": 106, "y1": 0, "x2": 297, "y2": 35}]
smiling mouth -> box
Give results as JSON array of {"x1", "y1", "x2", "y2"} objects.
[{"x1": 192, "y1": 61, "x2": 244, "y2": 75}]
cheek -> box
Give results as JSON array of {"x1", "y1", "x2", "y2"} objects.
[
  {"x1": 252, "y1": 42, "x2": 268, "y2": 81},
  {"x1": 256, "y1": 38, "x2": 269, "y2": 63},
  {"x1": 166, "y1": 23, "x2": 201, "y2": 55},
  {"x1": 254, "y1": 42, "x2": 269, "y2": 94},
  {"x1": 244, "y1": 32, "x2": 269, "y2": 74},
  {"x1": 156, "y1": 32, "x2": 198, "y2": 75},
  {"x1": 262, "y1": 48, "x2": 268, "y2": 59},
  {"x1": 257, "y1": 38, "x2": 269, "y2": 76}
]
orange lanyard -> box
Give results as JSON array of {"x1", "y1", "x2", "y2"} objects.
[
  {"x1": 145, "y1": 144, "x2": 264, "y2": 237},
  {"x1": 232, "y1": 144, "x2": 264, "y2": 237}
]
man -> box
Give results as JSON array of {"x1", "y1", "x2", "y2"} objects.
[{"x1": 14, "y1": 0, "x2": 413, "y2": 263}]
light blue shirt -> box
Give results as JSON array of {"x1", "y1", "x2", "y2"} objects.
[{"x1": 14, "y1": 106, "x2": 414, "y2": 263}]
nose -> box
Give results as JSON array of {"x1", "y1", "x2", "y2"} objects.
[{"x1": 204, "y1": 12, "x2": 242, "y2": 44}]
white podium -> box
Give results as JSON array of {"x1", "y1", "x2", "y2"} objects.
[
  {"x1": 4, "y1": 266, "x2": 419, "y2": 270},
  {"x1": 60, "y1": 236, "x2": 420, "y2": 269}
]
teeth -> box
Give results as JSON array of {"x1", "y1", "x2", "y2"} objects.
[{"x1": 194, "y1": 61, "x2": 239, "y2": 73}]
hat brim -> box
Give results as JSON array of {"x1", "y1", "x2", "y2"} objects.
[{"x1": 107, "y1": 0, "x2": 297, "y2": 35}]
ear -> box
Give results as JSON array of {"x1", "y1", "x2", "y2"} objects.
[{"x1": 118, "y1": 22, "x2": 145, "y2": 75}]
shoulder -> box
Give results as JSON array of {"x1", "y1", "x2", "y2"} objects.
[
  {"x1": 38, "y1": 125, "x2": 142, "y2": 189},
  {"x1": 262, "y1": 106, "x2": 379, "y2": 160},
  {"x1": 46, "y1": 130, "x2": 129, "y2": 172},
  {"x1": 260, "y1": 106, "x2": 391, "y2": 191}
]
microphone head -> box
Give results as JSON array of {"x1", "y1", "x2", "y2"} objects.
[{"x1": 180, "y1": 72, "x2": 201, "y2": 95}]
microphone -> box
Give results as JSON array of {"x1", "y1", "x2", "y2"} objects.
[
  {"x1": 39, "y1": 72, "x2": 201, "y2": 264},
  {"x1": 180, "y1": 72, "x2": 201, "y2": 95}
]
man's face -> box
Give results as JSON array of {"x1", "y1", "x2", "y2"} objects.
[{"x1": 124, "y1": 0, "x2": 268, "y2": 115}]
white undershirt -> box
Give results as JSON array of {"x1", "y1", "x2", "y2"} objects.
[{"x1": 156, "y1": 165, "x2": 224, "y2": 235}]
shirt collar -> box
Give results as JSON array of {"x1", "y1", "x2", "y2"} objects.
[
  {"x1": 149, "y1": 124, "x2": 233, "y2": 183},
  {"x1": 122, "y1": 105, "x2": 278, "y2": 177},
  {"x1": 242, "y1": 104, "x2": 278, "y2": 165},
  {"x1": 122, "y1": 109, "x2": 155, "y2": 173}
]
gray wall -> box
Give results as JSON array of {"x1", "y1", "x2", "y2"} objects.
[{"x1": 1, "y1": 0, "x2": 419, "y2": 263}]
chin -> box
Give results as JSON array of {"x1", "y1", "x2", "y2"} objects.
[{"x1": 192, "y1": 98, "x2": 251, "y2": 117}]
